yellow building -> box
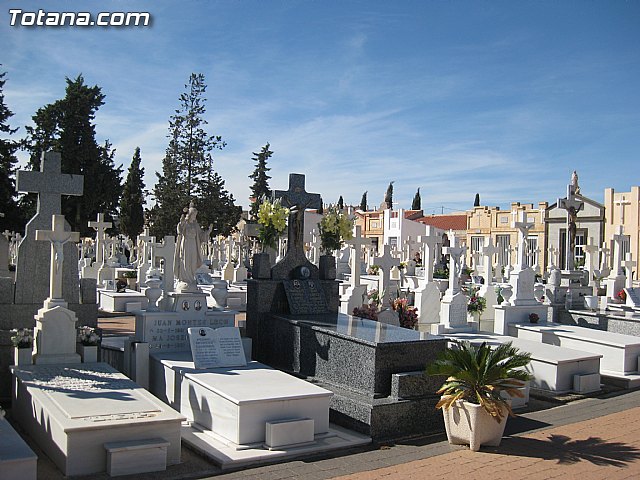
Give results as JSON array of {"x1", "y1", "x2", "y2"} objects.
[
  {"x1": 466, "y1": 202, "x2": 548, "y2": 273},
  {"x1": 604, "y1": 186, "x2": 639, "y2": 282}
]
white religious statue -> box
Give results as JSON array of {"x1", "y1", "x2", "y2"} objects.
[{"x1": 173, "y1": 203, "x2": 212, "y2": 292}]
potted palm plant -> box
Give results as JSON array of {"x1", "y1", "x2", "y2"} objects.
[{"x1": 426, "y1": 340, "x2": 532, "y2": 451}]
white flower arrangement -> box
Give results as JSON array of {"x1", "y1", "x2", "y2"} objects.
[
  {"x1": 10, "y1": 328, "x2": 33, "y2": 349},
  {"x1": 77, "y1": 326, "x2": 101, "y2": 346}
]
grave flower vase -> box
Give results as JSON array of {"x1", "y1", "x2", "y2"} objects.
[
  {"x1": 14, "y1": 347, "x2": 32, "y2": 366},
  {"x1": 77, "y1": 344, "x2": 98, "y2": 363},
  {"x1": 252, "y1": 253, "x2": 271, "y2": 279},
  {"x1": 319, "y1": 254, "x2": 336, "y2": 280}
]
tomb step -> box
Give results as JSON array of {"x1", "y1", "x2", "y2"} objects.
[{"x1": 104, "y1": 438, "x2": 170, "y2": 477}]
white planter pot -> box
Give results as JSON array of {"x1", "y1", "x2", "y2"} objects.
[
  {"x1": 14, "y1": 347, "x2": 32, "y2": 366},
  {"x1": 442, "y1": 399, "x2": 508, "y2": 451}
]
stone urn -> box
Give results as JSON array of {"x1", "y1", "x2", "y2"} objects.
[
  {"x1": 145, "y1": 277, "x2": 162, "y2": 311},
  {"x1": 210, "y1": 279, "x2": 229, "y2": 310},
  {"x1": 252, "y1": 253, "x2": 271, "y2": 279},
  {"x1": 533, "y1": 283, "x2": 545, "y2": 303},
  {"x1": 77, "y1": 344, "x2": 98, "y2": 363},
  {"x1": 500, "y1": 285, "x2": 513, "y2": 305},
  {"x1": 319, "y1": 254, "x2": 336, "y2": 280}
]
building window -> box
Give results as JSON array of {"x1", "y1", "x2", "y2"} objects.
[
  {"x1": 526, "y1": 236, "x2": 538, "y2": 267},
  {"x1": 496, "y1": 234, "x2": 510, "y2": 266}
]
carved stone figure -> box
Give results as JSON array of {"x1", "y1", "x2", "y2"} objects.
[{"x1": 173, "y1": 204, "x2": 211, "y2": 292}]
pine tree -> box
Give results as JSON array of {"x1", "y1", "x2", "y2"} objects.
[
  {"x1": 384, "y1": 181, "x2": 394, "y2": 210},
  {"x1": 24, "y1": 75, "x2": 122, "y2": 235},
  {"x1": 248, "y1": 143, "x2": 272, "y2": 220},
  {"x1": 0, "y1": 69, "x2": 22, "y2": 232},
  {"x1": 148, "y1": 150, "x2": 187, "y2": 238},
  {"x1": 195, "y1": 161, "x2": 242, "y2": 237},
  {"x1": 359, "y1": 191, "x2": 367, "y2": 211},
  {"x1": 474, "y1": 193, "x2": 480, "y2": 207},
  {"x1": 412, "y1": 188, "x2": 421, "y2": 210},
  {"x1": 337, "y1": 195, "x2": 344, "y2": 210},
  {"x1": 149, "y1": 72, "x2": 239, "y2": 238},
  {"x1": 119, "y1": 147, "x2": 146, "y2": 240}
]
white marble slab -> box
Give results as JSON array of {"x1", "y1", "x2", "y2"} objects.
[
  {"x1": 12, "y1": 363, "x2": 184, "y2": 476},
  {"x1": 149, "y1": 352, "x2": 332, "y2": 446},
  {"x1": 0, "y1": 416, "x2": 37, "y2": 480},
  {"x1": 510, "y1": 322, "x2": 640, "y2": 374},
  {"x1": 99, "y1": 290, "x2": 148, "y2": 312},
  {"x1": 446, "y1": 332, "x2": 602, "y2": 393}
]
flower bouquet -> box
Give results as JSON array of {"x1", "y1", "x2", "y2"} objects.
[
  {"x1": 465, "y1": 286, "x2": 486, "y2": 314},
  {"x1": 391, "y1": 297, "x2": 418, "y2": 329},
  {"x1": 318, "y1": 206, "x2": 353, "y2": 254},
  {"x1": 617, "y1": 289, "x2": 627, "y2": 303},
  {"x1": 257, "y1": 197, "x2": 289, "y2": 252},
  {"x1": 11, "y1": 328, "x2": 33, "y2": 349},
  {"x1": 77, "y1": 326, "x2": 101, "y2": 346}
]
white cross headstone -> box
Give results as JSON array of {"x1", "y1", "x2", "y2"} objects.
[
  {"x1": 88, "y1": 213, "x2": 111, "y2": 265},
  {"x1": 583, "y1": 237, "x2": 600, "y2": 289},
  {"x1": 417, "y1": 227, "x2": 440, "y2": 283},
  {"x1": 442, "y1": 234, "x2": 465, "y2": 296},
  {"x1": 373, "y1": 244, "x2": 401, "y2": 308},
  {"x1": 35, "y1": 215, "x2": 80, "y2": 308},
  {"x1": 480, "y1": 238, "x2": 499, "y2": 286},
  {"x1": 346, "y1": 226, "x2": 372, "y2": 287},
  {"x1": 623, "y1": 252, "x2": 636, "y2": 289},
  {"x1": 512, "y1": 211, "x2": 534, "y2": 270}
]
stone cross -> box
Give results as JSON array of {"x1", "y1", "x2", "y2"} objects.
[
  {"x1": 35, "y1": 215, "x2": 80, "y2": 308},
  {"x1": 16, "y1": 152, "x2": 83, "y2": 221},
  {"x1": 403, "y1": 236, "x2": 418, "y2": 263},
  {"x1": 623, "y1": 252, "x2": 636, "y2": 288},
  {"x1": 548, "y1": 245, "x2": 558, "y2": 269},
  {"x1": 512, "y1": 211, "x2": 534, "y2": 269},
  {"x1": 599, "y1": 242, "x2": 611, "y2": 271},
  {"x1": 611, "y1": 228, "x2": 626, "y2": 277},
  {"x1": 417, "y1": 227, "x2": 440, "y2": 282},
  {"x1": 346, "y1": 226, "x2": 372, "y2": 287},
  {"x1": 615, "y1": 196, "x2": 632, "y2": 226},
  {"x1": 274, "y1": 174, "x2": 322, "y2": 253},
  {"x1": 583, "y1": 237, "x2": 600, "y2": 287},
  {"x1": 15, "y1": 151, "x2": 84, "y2": 304},
  {"x1": 443, "y1": 235, "x2": 465, "y2": 295},
  {"x1": 557, "y1": 183, "x2": 584, "y2": 270},
  {"x1": 88, "y1": 213, "x2": 112, "y2": 265},
  {"x1": 480, "y1": 238, "x2": 499, "y2": 286},
  {"x1": 373, "y1": 244, "x2": 401, "y2": 308},
  {"x1": 471, "y1": 250, "x2": 482, "y2": 273},
  {"x1": 150, "y1": 235, "x2": 176, "y2": 307}
]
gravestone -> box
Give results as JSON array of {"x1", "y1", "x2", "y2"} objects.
[
  {"x1": 188, "y1": 326, "x2": 246, "y2": 369},
  {"x1": 414, "y1": 228, "x2": 442, "y2": 327},
  {"x1": 247, "y1": 174, "x2": 446, "y2": 441},
  {"x1": 340, "y1": 226, "x2": 372, "y2": 315},
  {"x1": 82, "y1": 213, "x2": 112, "y2": 279},
  {"x1": 436, "y1": 233, "x2": 472, "y2": 333},
  {"x1": 373, "y1": 244, "x2": 401, "y2": 325},
  {"x1": 623, "y1": 253, "x2": 636, "y2": 289}
]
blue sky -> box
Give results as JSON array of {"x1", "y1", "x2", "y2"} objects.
[{"x1": 1, "y1": 1, "x2": 639, "y2": 214}]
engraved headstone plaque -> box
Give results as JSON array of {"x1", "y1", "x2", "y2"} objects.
[
  {"x1": 188, "y1": 326, "x2": 247, "y2": 369},
  {"x1": 282, "y1": 279, "x2": 329, "y2": 315}
]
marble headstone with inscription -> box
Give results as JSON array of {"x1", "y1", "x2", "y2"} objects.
[{"x1": 188, "y1": 326, "x2": 246, "y2": 369}]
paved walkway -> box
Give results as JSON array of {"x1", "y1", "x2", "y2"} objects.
[{"x1": 209, "y1": 390, "x2": 640, "y2": 480}]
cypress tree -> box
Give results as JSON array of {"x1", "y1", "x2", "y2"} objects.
[
  {"x1": 474, "y1": 193, "x2": 480, "y2": 207},
  {"x1": 119, "y1": 147, "x2": 146, "y2": 240},
  {"x1": 384, "y1": 181, "x2": 394, "y2": 210},
  {"x1": 359, "y1": 191, "x2": 367, "y2": 211},
  {"x1": 337, "y1": 195, "x2": 344, "y2": 210},
  {"x1": 0, "y1": 69, "x2": 21, "y2": 232},
  {"x1": 248, "y1": 143, "x2": 272, "y2": 220},
  {"x1": 411, "y1": 188, "x2": 421, "y2": 210}
]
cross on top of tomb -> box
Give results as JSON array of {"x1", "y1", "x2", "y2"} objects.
[
  {"x1": 16, "y1": 152, "x2": 83, "y2": 220},
  {"x1": 88, "y1": 213, "x2": 111, "y2": 238},
  {"x1": 373, "y1": 244, "x2": 401, "y2": 306},
  {"x1": 480, "y1": 238, "x2": 499, "y2": 285},
  {"x1": 35, "y1": 215, "x2": 80, "y2": 307},
  {"x1": 443, "y1": 234, "x2": 465, "y2": 295},
  {"x1": 346, "y1": 225, "x2": 372, "y2": 286},
  {"x1": 556, "y1": 180, "x2": 585, "y2": 270},
  {"x1": 274, "y1": 174, "x2": 322, "y2": 253}
]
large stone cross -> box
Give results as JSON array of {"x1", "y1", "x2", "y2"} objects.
[
  {"x1": 15, "y1": 152, "x2": 84, "y2": 305},
  {"x1": 17, "y1": 151, "x2": 83, "y2": 221},
  {"x1": 557, "y1": 183, "x2": 584, "y2": 270},
  {"x1": 88, "y1": 213, "x2": 112, "y2": 264},
  {"x1": 480, "y1": 238, "x2": 500, "y2": 285},
  {"x1": 443, "y1": 234, "x2": 465, "y2": 295},
  {"x1": 373, "y1": 244, "x2": 401, "y2": 307},
  {"x1": 274, "y1": 174, "x2": 322, "y2": 253},
  {"x1": 346, "y1": 225, "x2": 372, "y2": 287},
  {"x1": 35, "y1": 215, "x2": 79, "y2": 308},
  {"x1": 512, "y1": 211, "x2": 534, "y2": 269},
  {"x1": 583, "y1": 237, "x2": 600, "y2": 285}
]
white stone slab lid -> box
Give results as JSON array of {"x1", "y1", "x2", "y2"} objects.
[
  {"x1": 153, "y1": 352, "x2": 332, "y2": 405},
  {"x1": 446, "y1": 333, "x2": 603, "y2": 364},
  {"x1": 514, "y1": 323, "x2": 640, "y2": 348},
  {"x1": 0, "y1": 417, "x2": 38, "y2": 462}
]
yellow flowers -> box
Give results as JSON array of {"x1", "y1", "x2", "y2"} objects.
[
  {"x1": 257, "y1": 197, "x2": 289, "y2": 251},
  {"x1": 318, "y1": 206, "x2": 354, "y2": 254}
]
